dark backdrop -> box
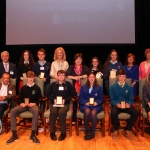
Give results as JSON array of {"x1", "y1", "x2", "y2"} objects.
[{"x1": 0, "y1": 1, "x2": 150, "y2": 68}]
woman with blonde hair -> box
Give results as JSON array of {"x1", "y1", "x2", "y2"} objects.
[
  {"x1": 143, "y1": 73, "x2": 150, "y2": 122},
  {"x1": 50, "y1": 47, "x2": 69, "y2": 79},
  {"x1": 139, "y1": 48, "x2": 150, "y2": 79}
]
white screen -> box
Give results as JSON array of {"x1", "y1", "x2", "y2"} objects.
[{"x1": 6, "y1": 0, "x2": 135, "y2": 45}]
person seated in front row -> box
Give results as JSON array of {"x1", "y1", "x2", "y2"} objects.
[
  {"x1": 46, "y1": 70, "x2": 76, "y2": 141},
  {"x1": 109, "y1": 69, "x2": 139, "y2": 140},
  {"x1": 6, "y1": 71, "x2": 42, "y2": 144},
  {"x1": 142, "y1": 73, "x2": 150, "y2": 124},
  {"x1": 0, "y1": 72, "x2": 16, "y2": 134},
  {"x1": 79, "y1": 72, "x2": 103, "y2": 140}
]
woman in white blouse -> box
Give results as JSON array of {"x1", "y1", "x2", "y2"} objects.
[{"x1": 50, "y1": 47, "x2": 69, "y2": 79}]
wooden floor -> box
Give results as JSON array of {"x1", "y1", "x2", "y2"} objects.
[{"x1": 1, "y1": 103, "x2": 150, "y2": 150}]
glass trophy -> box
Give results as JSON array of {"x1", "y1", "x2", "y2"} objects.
[
  {"x1": 110, "y1": 70, "x2": 116, "y2": 78},
  {"x1": 24, "y1": 98, "x2": 29, "y2": 105},
  {"x1": 89, "y1": 98, "x2": 94, "y2": 105},
  {"x1": 22, "y1": 73, "x2": 27, "y2": 78},
  {"x1": 40, "y1": 72, "x2": 45, "y2": 79},
  {"x1": 56, "y1": 96, "x2": 63, "y2": 105},
  {"x1": 121, "y1": 101, "x2": 126, "y2": 109}
]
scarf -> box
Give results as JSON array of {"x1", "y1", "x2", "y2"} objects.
[{"x1": 74, "y1": 65, "x2": 82, "y2": 94}]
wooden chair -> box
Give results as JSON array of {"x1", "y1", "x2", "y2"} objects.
[
  {"x1": 16, "y1": 77, "x2": 45, "y2": 134},
  {"x1": 76, "y1": 78, "x2": 105, "y2": 137},
  {"x1": 108, "y1": 78, "x2": 139, "y2": 136},
  {"x1": 0, "y1": 78, "x2": 16, "y2": 133},
  {"x1": 43, "y1": 78, "x2": 73, "y2": 136},
  {"x1": 138, "y1": 78, "x2": 148, "y2": 137}
]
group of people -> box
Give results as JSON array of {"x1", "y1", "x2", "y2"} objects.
[{"x1": 0, "y1": 47, "x2": 150, "y2": 144}]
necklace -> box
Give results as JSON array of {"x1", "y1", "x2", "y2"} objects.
[{"x1": 127, "y1": 66, "x2": 132, "y2": 70}]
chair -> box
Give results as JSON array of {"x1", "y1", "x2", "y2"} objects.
[
  {"x1": 76, "y1": 78, "x2": 105, "y2": 137},
  {"x1": 138, "y1": 78, "x2": 148, "y2": 137},
  {"x1": 43, "y1": 78, "x2": 73, "y2": 136},
  {"x1": 0, "y1": 78, "x2": 16, "y2": 133},
  {"x1": 108, "y1": 78, "x2": 139, "y2": 136},
  {"x1": 16, "y1": 77, "x2": 45, "y2": 134}
]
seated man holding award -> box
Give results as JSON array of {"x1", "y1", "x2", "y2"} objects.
[
  {"x1": 109, "y1": 69, "x2": 139, "y2": 140},
  {"x1": 46, "y1": 70, "x2": 76, "y2": 141},
  {"x1": 6, "y1": 71, "x2": 42, "y2": 144},
  {"x1": 79, "y1": 72, "x2": 103, "y2": 140}
]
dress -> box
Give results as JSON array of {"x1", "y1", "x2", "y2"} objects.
[{"x1": 123, "y1": 65, "x2": 139, "y2": 96}]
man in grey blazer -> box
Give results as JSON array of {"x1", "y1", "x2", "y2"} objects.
[{"x1": 0, "y1": 51, "x2": 17, "y2": 79}]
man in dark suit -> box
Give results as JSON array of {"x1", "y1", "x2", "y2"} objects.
[{"x1": 0, "y1": 51, "x2": 17, "y2": 79}]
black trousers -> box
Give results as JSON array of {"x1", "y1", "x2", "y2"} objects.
[
  {"x1": 50, "y1": 105, "x2": 69, "y2": 134},
  {"x1": 111, "y1": 106, "x2": 139, "y2": 131},
  {"x1": 0, "y1": 103, "x2": 8, "y2": 120}
]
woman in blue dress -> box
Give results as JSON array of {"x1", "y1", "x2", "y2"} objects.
[
  {"x1": 123, "y1": 53, "x2": 139, "y2": 96},
  {"x1": 79, "y1": 72, "x2": 103, "y2": 140}
]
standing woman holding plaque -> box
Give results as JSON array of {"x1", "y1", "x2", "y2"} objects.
[
  {"x1": 50, "y1": 47, "x2": 69, "y2": 80},
  {"x1": 18, "y1": 50, "x2": 35, "y2": 93},
  {"x1": 89, "y1": 57, "x2": 103, "y2": 79},
  {"x1": 79, "y1": 72, "x2": 103, "y2": 140},
  {"x1": 103, "y1": 49, "x2": 123, "y2": 95},
  {"x1": 66, "y1": 53, "x2": 89, "y2": 124},
  {"x1": 123, "y1": 53, "x2": 139, "y2": 96}
]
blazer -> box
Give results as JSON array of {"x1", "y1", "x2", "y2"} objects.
[
  {"x1": 0, "y1": 82, "x2": 16, "y2": 102},
  {"x1": 0, "y1": 62, "x2": 17, "y2": 79}
]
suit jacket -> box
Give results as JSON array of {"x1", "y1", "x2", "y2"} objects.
[
  {"x1": 0, "y1": 83, "x2": 16, "y2": 102},
  {"x1": 0, "y1": 62, "x2": 17, "y2": 79}
]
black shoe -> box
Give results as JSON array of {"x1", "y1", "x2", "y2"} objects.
[
  {"x1": 6, "y1": 136, "x2": 18, "y2": 144},
  {"x1": 85, "y1": 129, "x2": 91, "y2": 136},
  {"x1": 50, "y1": 133, "x2": 57, "y2": 141},
  {"x1": 58, "y1": 134, "x2": 66, "y2": 141},
  {"x1": 84, "y1": 135, "x2": 95, "y2": 140},
  {"x1": 30, "y1": 136, "x2": 40, "y2": 144}
]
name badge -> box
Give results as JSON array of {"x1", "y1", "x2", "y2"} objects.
[
  {"x1": 40, "y1": 67, "x2": 44, "y2": 70},
  {"x1": 59, "y1": 86, "x2": 64, "y2": 90},
  {"x1": 10, "y1": 71, "x2": 14, "y2": 75},
  {"x1": 8, "y1": 90, "x2": 12, "y2": 94}
]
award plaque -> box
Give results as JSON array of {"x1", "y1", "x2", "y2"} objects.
[
  {"x1": 40, "y1": 72, "x2": 45, "y2": 79},
  {"x1": 24, "y1": 98, "x2": 29, "y2": 105},
  {"x1": 22, "y1": 73, "x2": 27, "y2": 78},
  {"x1": 121, "y1": 101, "x2": 126, "y2": 109},
  {"x1": 110, "y1": 70, "x2": 116, "y2": 79},
  {"x1": 89, "y1": 98, "x2": 94, "y2": 105},
  {"x1": 56, "y1": 96, "x2": 63, "y2": 105}
]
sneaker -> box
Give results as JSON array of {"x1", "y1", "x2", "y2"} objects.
[
  {"x1": 112, "y1": 130, "x2": 119, "y2": 139},
  {"x1": 122, "y1": 130, "x2": 132, "y2": 140},
  {"x1": 30, "y1": 136, "x2": 40, "y2": 144},
  {"x1": 6, "y1": 136, "x2": 18, "y2": 145}
]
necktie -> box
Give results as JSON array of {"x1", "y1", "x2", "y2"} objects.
[{"x1": 4, "y1": 64, "x2": 8, "y2": 72}]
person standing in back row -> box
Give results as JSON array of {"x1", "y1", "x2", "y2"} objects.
[{"x1": 32, "y1": 48, "x2": 51, "y2": 95}]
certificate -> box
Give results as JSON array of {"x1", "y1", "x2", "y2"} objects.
[
  {"x1": 22, "y1": 73, "x2": 27, "y2": 78},
  {"x1": 56, "y1": 96, "x2": 62, "y2": 105},
  {"x1": 89, "y1": 98, "x2": 94, "y2": 105},
  {"x1": 110, "y1": 70, "x2": 116, "y2": 78},
  {"x1": 121, "y1": 101, "x2": 126, "y2": 109},
  {"x1": 40, "y1": 72, "x2": 45, "y2": 79},
  {"x1": 24, "y1": 98, "x2": 29, "y2": 105}
]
